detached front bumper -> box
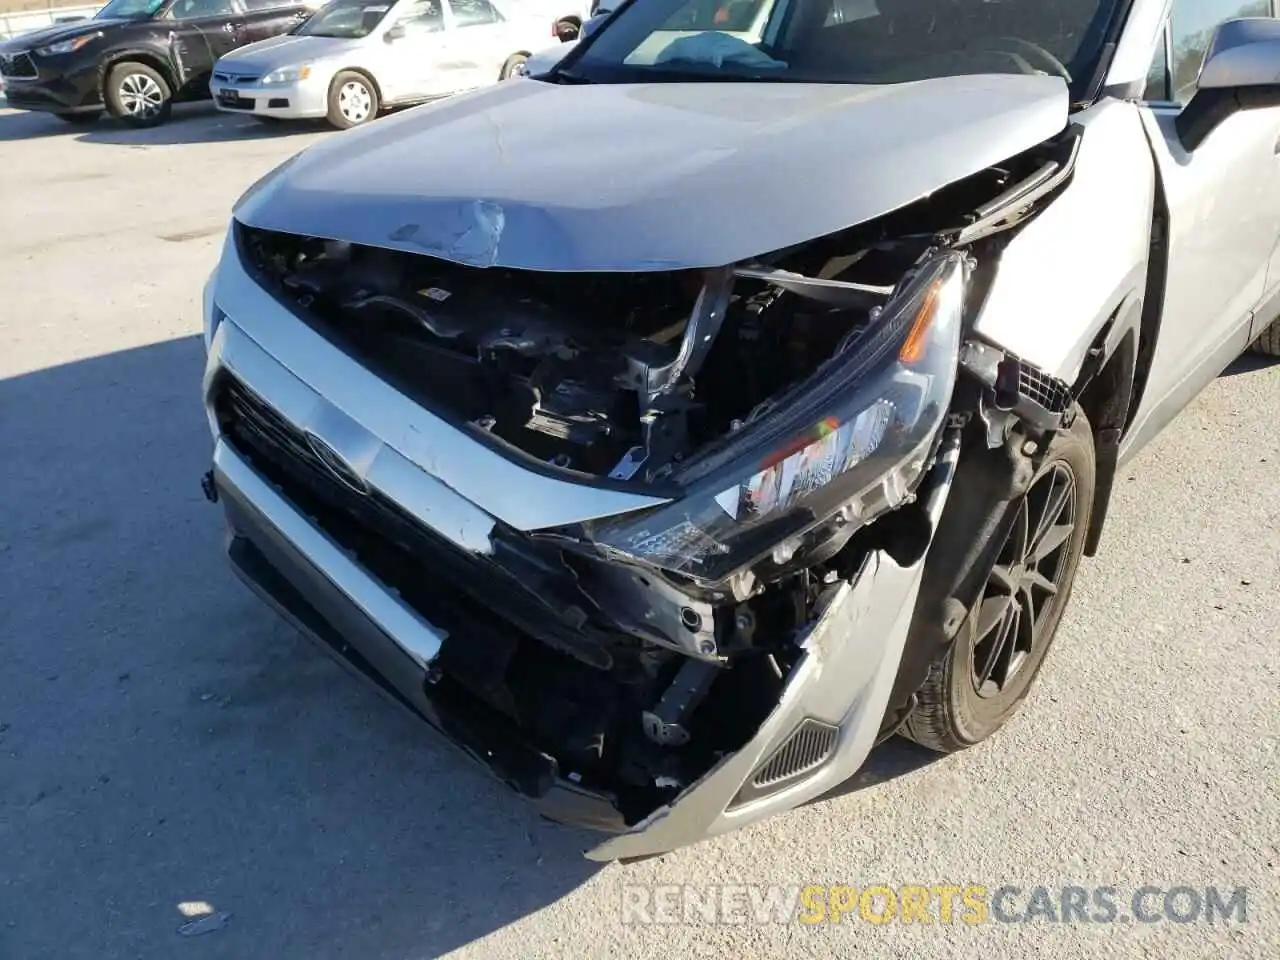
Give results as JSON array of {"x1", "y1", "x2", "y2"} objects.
[
  {"x1": 210, "y1": 75, "x2": 328, "y2": 119},
  {"x1": 203, "y1": 240, "x2": 953, "y2": 859}
]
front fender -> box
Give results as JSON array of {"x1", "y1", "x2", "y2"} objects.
[
  {"x1": 972, "y1": 99, "x2": 1155, "y2": 384},
  {"x1": 97, "y1": 44, "x2": 179, "y2": 96}
]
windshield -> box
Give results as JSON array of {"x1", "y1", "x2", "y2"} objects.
[
  {"x1": 295, "y1": 0, "x2": 395, "y2": 37},
  {"x1": 569, "y1": 0, "x2": 1122, "y2": 99},
  {"x1": 95, "y1": 0, "x2": 165, "y2": 18}
]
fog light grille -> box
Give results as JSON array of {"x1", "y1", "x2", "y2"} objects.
[
  {"x1": 753, "y1": 719, "x2": 838, "y2": 787},
  {"x1": 731, "y1": 719, "x2": 839, "y2": 808}
]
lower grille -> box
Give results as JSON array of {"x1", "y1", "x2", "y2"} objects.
[
  {"x1": 0, "y1": 52, "x2": 36, "y2": 79},
  {"x1": 212, "y1": 375, "x2": 620, "y2": 675},
  {"x1": 731, "y1": 719, "x2": 839, "y2": 807}
]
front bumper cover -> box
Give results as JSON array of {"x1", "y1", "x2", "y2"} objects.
[
  {"x1": 213, "y1": 433, "x2": 947, "y2": 858},
  {"x1": 203, "y1": 238, "x2": 955, "y2": 859},
  {"x1": 210, "y1": 75, "x2": 329, "y2": 120}
]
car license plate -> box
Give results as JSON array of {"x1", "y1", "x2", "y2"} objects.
[{"x1": 217, "y1": 90, "x2": 250, "y2": 109}]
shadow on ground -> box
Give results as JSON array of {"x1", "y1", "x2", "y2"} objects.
[
  {"x1": 1221, "y1": 349, "x2": 1279, "y2": 378},
  {"x1": 0, "y1": 337, "x2": 600, "y2": 960},
  {"x1": 0, "y1": 101, "x2": 327, "y2": 144},
  {"x1": 0, "y1": 344, "x2": 960, "y2": 957}
]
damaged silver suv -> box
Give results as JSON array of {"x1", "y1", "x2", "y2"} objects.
[{"x1": 200, "y1": 0, "x2": 1280, "y2": 860}]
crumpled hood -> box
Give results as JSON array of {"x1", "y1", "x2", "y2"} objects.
[
  {"x1": 215, "y1": 35, "x2": 354, "y2": 75},
  {"x1": 1, "y1": 18, "x2": 127, "y2": 52},
  {"x1": 236, "y1": 74, "x2": 1070, "y2": 271}
]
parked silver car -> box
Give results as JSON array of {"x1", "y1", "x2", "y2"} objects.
[
  {"x1": 200, "y1": 0, "x2": 1280, "y2": 860},
  {"x1": 209, "y1": 0, "x2": 556, "y2": 127}
]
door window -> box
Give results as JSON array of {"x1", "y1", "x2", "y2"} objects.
[
  {"x1": 394, "y1": 0, "x2": 444, "y2": 32},
  {"x1": 240, "y1": 0, "x2": 306, "y2": 9},
  {"x1": 448, "y1": 0, "x2": 501, "y2": 27},
  {"x1": 1165, "y1": 0, "x2": 1273, "y2": 103},
  {"x1": 169, "y1": 0, "x2": 235, "y2": 18}
]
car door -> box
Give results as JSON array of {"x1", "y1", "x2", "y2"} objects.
[
  {"x1": 165, "y1": 0, "x2": 246, "y2": 88},
  {"x1": 235, "y1": 0, "x2": 312, "y2": 44},
  {"x1": 1125, "y1": 0, "x2": 1280, "y2": 452},
  {"x1": 441, "y1": 0, "x2": 511, "y2": 90},
  {"x1": 375, "y1": 0, "x2": 456, "y2": 101}
]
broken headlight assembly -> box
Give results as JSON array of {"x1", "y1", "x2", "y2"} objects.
[{"x1": 565, "y1": 251, "x2": 969, "y2": 586}]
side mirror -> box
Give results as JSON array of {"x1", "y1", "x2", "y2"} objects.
[
  {"x1": 581, "y1": 11, "x2": 610, "y2": 39},
  {"x1": 1178, "y1": 18, "x2": 1280, "y2": 150},
  {"x1": 384, "y1": 23, "x2": 406, "y2": 42}
]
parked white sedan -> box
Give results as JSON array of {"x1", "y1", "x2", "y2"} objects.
[{"x1": 209, "y1": 0, "x2": 556, "y2": 128}]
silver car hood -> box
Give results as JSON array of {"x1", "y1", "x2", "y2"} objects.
[
  {"x1": 236, "y1": 74, "x2": 1070, "y2": 271},
  {"x1": 216, "y1": 34, "x2": 356, "y2": 74}
]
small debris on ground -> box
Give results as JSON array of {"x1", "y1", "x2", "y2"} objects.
[{"x1": 178, "y1": 912, "x2": 231, "y2": 937}]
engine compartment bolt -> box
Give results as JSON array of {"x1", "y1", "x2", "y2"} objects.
[
  {"x1": 1022, "y1": 439, "x2": 1039, "y2": 456},
  {"x1": 680, "y1": 607, "x2": 702, "y2": 632},
  {"x1": 697, "y1": 639, "x2": 717, "y2": 656}
]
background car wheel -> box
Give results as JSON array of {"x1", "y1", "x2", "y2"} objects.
[
  {"x1": 554, "y1": 18, "x2": 580, "y2": 41},
  {"x1": 1249, "y1": 319, "x2": 1280, "y2": 357},
  {"x1": 56, "y1": 112, "x2": 100, "y2": 125},
  {"x1": 499, "y1": 53, "x2": 530, "y2": 81},
  {"x1": 326, "y1": 71, "x2": 379, "y2": 129},
  {"x1": 902, "y1": 410, "x2": 1096, "y2": 753},
  {"x1": 105, "y1": 63, "x2": 172, "y2": 128}
]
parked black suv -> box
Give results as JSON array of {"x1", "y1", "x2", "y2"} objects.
[{"x1": 0, "y1": 0, "x2": 313, "y2": 127}]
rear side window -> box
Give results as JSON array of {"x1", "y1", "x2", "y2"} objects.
[
  {"x1": 1168, "y1": 0, "x2": 1273, "y2": 103},
  {"x1": 169, "y1": 0, "x2": 235, "y2": 17},
  {"x1": 448, "y1": 0, "x2": 501, "y2": 26},
  {"x1": 241, "y1": 0, "x2": 308, "y2": 9},
  {"x1": 394, "y1": 0, "x2": 445, "y2": 31}
]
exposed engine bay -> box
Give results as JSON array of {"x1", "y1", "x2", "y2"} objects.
[
  {"x1": 242, "y1": 234, "x2": 894, "y2": 482},
  {"x1": 228, "y1": 127, "x2": 1080, "y2": 825}
]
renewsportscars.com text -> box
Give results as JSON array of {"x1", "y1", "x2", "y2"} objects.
[{"x1": 621, "y1": 883, "x2": 1250, "y2": 926}]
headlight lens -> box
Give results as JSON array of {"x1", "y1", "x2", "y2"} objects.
[
  {"x1": 575, "y1": 251, "x2": 968, "y2": 583},
  {"x1": 35, "y1": 33, "x2": 99, "y2": 56},
  {"x1": 261, "y1": 64, "x2": 312, "y2": 84}
]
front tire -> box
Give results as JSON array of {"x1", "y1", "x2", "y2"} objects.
[
  {"x1": 903, "y1": 411, "x2": 1096, "y2": 753},
  {"x1": 499, "y1": 53, "x2": 529, "y2": 80},
  {"x1": 326, "y1": 71, "x2": 379, "y2": 129},
  {"x1": 1249, "y1": 319, "x2": 1280, "y2": 357},
  {"x1": 105, "y1": 63, "x2": 172, "y2": 127}
]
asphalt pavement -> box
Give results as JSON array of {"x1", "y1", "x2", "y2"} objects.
[{"x1": 0, "y1": 102, "x2": 1276, "y2": 960}]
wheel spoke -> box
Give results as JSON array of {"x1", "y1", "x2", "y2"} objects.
[
  {"x1": 975, "y1": 593, "x2": 1014, "y2": 641},
  {"x1": 990, "y1": 563, "x2": 1019, "y2": 593},
  {"x1": 1024, "y1": 465, "x2": 1075, "y2": 555},
  {"x1": 1017, "y1": 582, "x2": 1038, "y2": 630},
  {"x1": 1024, "y1": 568, "x2": 1059, "y2": 596},
  {"x1": 978, "y1": 605, "x2": 1017, "y2": 690},
  {"x1": 1008, "y1": 501, "x2": 1031, "y2": 566},
  {"x1": 1029, "y1": 467, "x2": 1066, "y2": 543},
  {"x1": 1029, "y1": 521, "x2": 1074, "y2": 564}
]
